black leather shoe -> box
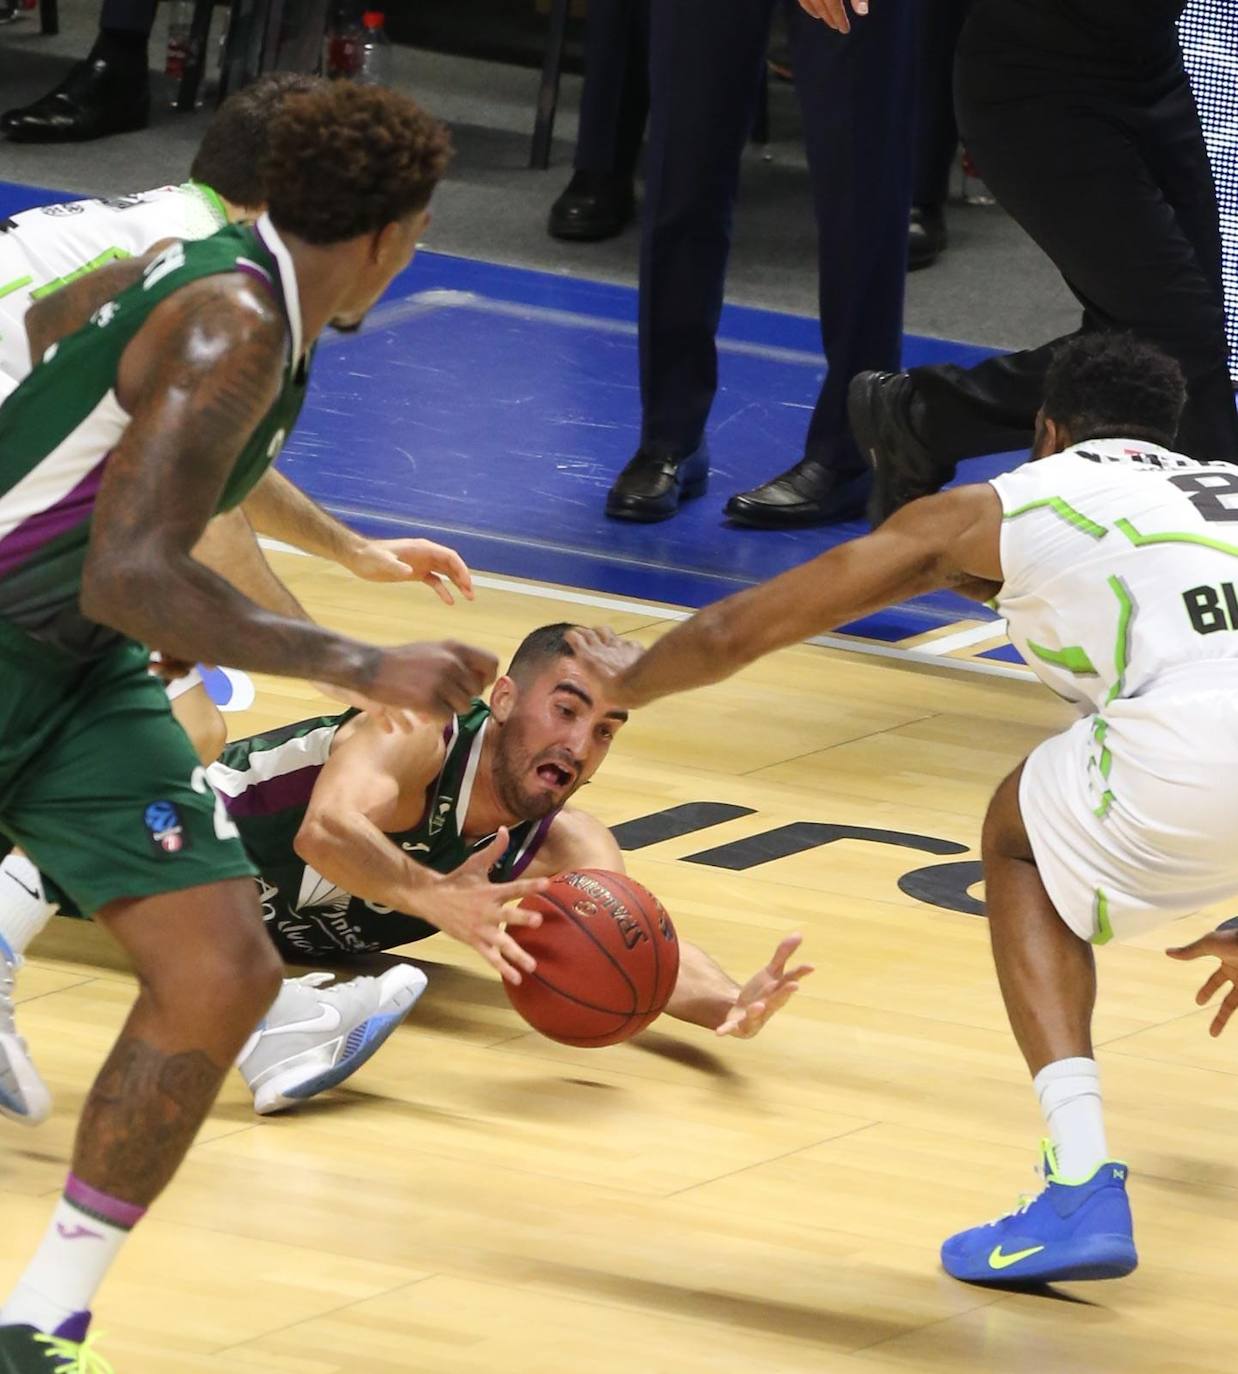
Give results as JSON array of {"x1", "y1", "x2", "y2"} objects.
[
  {"x1": 606, "y1": 444, "x2": 709, "y2": 522},
  {"x1": 549, "y1": 170, "x2": 636, "y2": 243},
  {"x1": 2, "y1": 56, "x2": 150, "y2": 143},
  {"x1": 848, "y1": 370, "x2": 953, "y2": 525},
  {"x1": 908, "y1": 205, "x2": 947, "y2": 271},
  {"x1": 724, "y1": 457, "x2": 870, "y2": 528}
]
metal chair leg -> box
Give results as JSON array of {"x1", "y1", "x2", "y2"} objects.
[
  {"x1": 530, "y1": 0, "x2": 571, "y2": 170},
  {"x1": 39, "y1": 0, "x2": 58, "y2": 35}
]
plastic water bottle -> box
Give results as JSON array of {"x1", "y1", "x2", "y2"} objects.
[
  {"x1": 165, "y1": 0, "x2": 197, "y2": 79},
  {"x1": 325, "y1": 0, "x2": 363, "y2": 80},
  {"x1": 356, "y1": 11, "x2": 392, "y2": 86}
]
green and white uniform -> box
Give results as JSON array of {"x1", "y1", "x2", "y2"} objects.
[
  {"x1": 0, "y1": 182, "x2": 228, "y2": 395},
  {"x1": 206, "y1": 703, "x2": 558, "y2": 961},
  {"x1": 0, "y1": 215, "x2": 307, "y2": 914},
  {"x1": 992, "y1": 438, "x2": 1238, "y2": 944}
]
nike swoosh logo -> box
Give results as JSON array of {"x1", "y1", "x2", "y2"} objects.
[
  {"x1": 57, "y1": 1224, "x2": 103, "y2": 1242},
  {"x1": 264, "y1": 1005, "x2": 342, "y2": 1037},
  {"x1": 988, "y1": 1244, "x2": 1045, "y2": 1271},
  {"x1": 7, "y1": 875, "x2": 39, "y2": 899}
]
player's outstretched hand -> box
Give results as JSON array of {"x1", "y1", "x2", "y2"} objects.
[
  {"x1": 796, "y1": 0, "x2": 867, "y2": 33},
  {"x1": 372, "y1": 640, "x2": 498, "y2": 719},
  {"x1": 1166, "y1": 929, "x2": 1238, "y2": 1036},
  {"x1": 565, "y1": 626, "x2": 645, "y2": 703},
  {"x1": 430, "y1": 829, "x2": 549, "y2": 985},
  {"x1": 344, "y1": 537, "x2": 475, "y2": 605},
  {"x1": 714, "y1": 933, "x2": 815, "y2": 1038}
]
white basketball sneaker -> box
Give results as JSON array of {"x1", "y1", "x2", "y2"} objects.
[
  {"x1": 237, "y1": 966, "x2": 428, "y2": 1115},
  {"x1": 0, "y1": 934, "x2": 52, "y2": 1127}
]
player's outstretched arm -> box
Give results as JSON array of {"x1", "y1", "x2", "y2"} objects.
[
  {"x1": 570, "y1": 484, "x2": 1003, "y2": 710},
  {"x1": 533, "y1": 810, "x2": 812, "y2": 1035},
  {"x1": 24, "y1": 239, "x2": 176, "y2": 361},
  {"x1": 294, "y1": 715, "x2": 546, "y2": 982},
  {"x1": 192, "y1": 506, "x2": 310, "y2": 619},
  {"x1": 244, "y1": 468, "x2": 474, "y2": 603},
  {"x1": 81, "y1": 274, "x2": 495, "y2": 719}
]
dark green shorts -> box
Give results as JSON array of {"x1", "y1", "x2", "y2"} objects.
[{"x1": 0, "y1": 620, "x2": 255, "y2": 916}]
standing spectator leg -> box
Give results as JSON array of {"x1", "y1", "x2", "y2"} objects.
[
  {"x1": 725, "y1": 0, "x2": 916, "y2": 527},
  {"x1": 549, "y1": 0, "x2": 651, "y2": 241}
]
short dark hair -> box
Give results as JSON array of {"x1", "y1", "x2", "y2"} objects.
[
  {"x1": 189, "y1": 72, "x2": 325, "y2": 208},
  {"x1": 263, "y1": 83, "x2": 453, "y2": 245},
  {"x1": 507, "y1": 623, "x2": 579, "y2": 682},
  {"x1": 1042, "y1": 334, "x2": 1187, "y2": 448}
]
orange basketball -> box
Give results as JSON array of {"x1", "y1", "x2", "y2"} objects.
[{"x1": 504, "y1": 869, "x2": 679, "y2": 1047}]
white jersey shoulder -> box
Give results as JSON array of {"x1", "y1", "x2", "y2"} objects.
[
  {"x1": 0, "y1": 183, "x2": 228, "y2": 388},
  {"x1": 990, "y1": 437, "x2": 1238, "y2": 713}
]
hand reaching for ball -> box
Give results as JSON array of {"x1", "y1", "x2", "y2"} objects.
[{"x1": 714, "y1": 934, "x2": 815, "y2": 1038}]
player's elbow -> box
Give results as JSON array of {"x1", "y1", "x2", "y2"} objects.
[
  {"x1": 79, "y1": 547, "x2": 163, "y2": 636},
  {"x1": 294, "y1": 812, "x2": 342, "y2": 869}
]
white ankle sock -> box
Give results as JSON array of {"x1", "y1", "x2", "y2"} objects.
[
  {"x1": 0, "y1": 855, "x2": 57, "y2": 957},
  {"x1": 0, "y1": 1178, "x2": 145, "y2": 1332},
  {"x1": 1034, "y1": 1056, "x2": 1109, "y2": 1181}
]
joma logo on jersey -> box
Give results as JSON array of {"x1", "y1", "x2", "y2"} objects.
[
  {"x1": 428, "y1": 797, "x2": 453, "y2": 835},
  {"x1": 1183, "y1": 581, "x2": 1238, "y2": 635}
]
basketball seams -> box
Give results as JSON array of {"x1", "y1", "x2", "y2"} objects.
[
  {"x1": 505, "y1": 871, "x2": 680, "y2": 1046},
  {"x1": 598, "y1": 869, "x2": 680, "y2": 1012},
  {"x1": 533, "y1": 889, "x2": 639, "y2": 1010}
]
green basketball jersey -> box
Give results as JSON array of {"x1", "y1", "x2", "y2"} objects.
[
  {"x1": 0, "y1": 215, "x2": 308, "y2": 659},
  {"x1": 207, "y1": 702, "x2": 558, "y2": 960}
]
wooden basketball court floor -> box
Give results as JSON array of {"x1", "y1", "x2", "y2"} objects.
[{"x1": 4, "y1": 550, "x2": 1236, "y2": 1374}]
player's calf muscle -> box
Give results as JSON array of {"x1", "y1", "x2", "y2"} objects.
[{"x1": 73, "y1": 1036, "x2": 226, "y2": 1207}]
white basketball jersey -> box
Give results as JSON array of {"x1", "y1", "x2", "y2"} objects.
[
  {"x1": 992, "y1": 437, "x2": 1238, "y2": 714},
  {"x1": 0, "y1": 182, "x2": 228, "y2": 386}
]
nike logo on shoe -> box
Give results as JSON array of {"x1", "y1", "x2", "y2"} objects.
[
  {"x1": 988, "y1": 1244, "x2": 1045, "y2": 1270},
  {"x1": 56, "y1": 1223, "x2": 103, "y2": 1242},
  {"x1": 265, "y1": 1005, "x2": 343, "y2": 1037}
]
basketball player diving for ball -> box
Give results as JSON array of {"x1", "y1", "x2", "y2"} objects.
[
  {"x1": 0, "y1": 83, "x2": 503, "y2": 1371},
  {"x1": 567, "y1": 333, "x2": 1238, "y2": 1289},
  {"x1": 1, "y1": 623, "x2": 814, "y2": 1121}
]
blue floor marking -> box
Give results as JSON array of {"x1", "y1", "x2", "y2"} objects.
[{"x1": 2, "y1": 178, "x2": 1025, "y2": 644}]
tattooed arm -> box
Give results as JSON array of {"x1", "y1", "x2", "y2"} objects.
[
  {"x1": 568, "y1": 484, "x2": 1005, "y2": 708},
  {"x1": 81, "y1": 274, "x2": 496, "y2": 716},
  {"x1": 24, "y1": 239, "x2": 176, "y2": 362}
]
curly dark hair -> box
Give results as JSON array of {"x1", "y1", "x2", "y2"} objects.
[
  {"x1": 1042, "y1": 333, "x2": 1187, "y2": 447},
  {"x1": 189, "y1": 72, "x2": 325, "y2": 208},
  {"x1": 263, "y1": 83, "x2": 453, "y2": 244}
]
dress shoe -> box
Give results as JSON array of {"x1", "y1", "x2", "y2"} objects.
[
  {"x1": 908, "y1": 204, "x2": 947, "y2": 271},
  {"x1": 724, "y1": 457, "x2": 870, "y2": 528},
  {"x1": 847, "y1": 370, "x2": 952, "y2": 525},
  {"x1": 2, "y1": 55, "x2": 150, "y2": 143},
  {"x1": 549, "y1": 170, "x2": 636, "y2": 243},
  {"x1": 606, "y1": 444, "x2": 708, "y2": 522}
]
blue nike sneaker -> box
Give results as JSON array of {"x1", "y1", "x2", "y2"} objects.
[{"x1": 941, "y1": 1141, "x2": 1138, "y2": 1285}]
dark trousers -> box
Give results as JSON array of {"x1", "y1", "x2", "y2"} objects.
[
  {"x1": 574, "y1": 0, "x2": 649, "y2": 179},
  {"x1": 639, "y1": 0, "x2": 916, "y2": 470},
  {"x1": 911, "y1": 0, "x2": 1238, "y2": 464},
  {"x1": 913, "y1": 0, "x2": 972, "y2": 210},
  {"x1": 101, "y1": 0, "x2": 158, "y2": 36}
]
